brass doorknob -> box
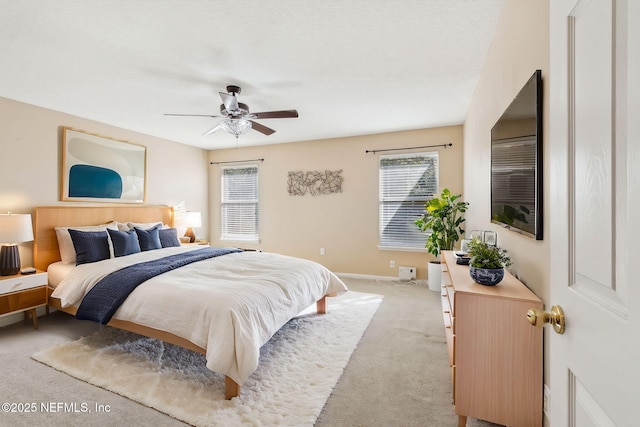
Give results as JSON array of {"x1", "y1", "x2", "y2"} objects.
[{"x1": 526, "y1": 305, "x2": 565, "y2": 334}]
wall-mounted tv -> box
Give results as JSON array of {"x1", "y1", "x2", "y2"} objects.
[{"x1": 491, "y1": 70, "x2": 542, "y2": 240}]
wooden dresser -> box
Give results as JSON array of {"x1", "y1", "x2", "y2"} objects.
[{"x1": 441, "y1": 251, "x2": 543, "y2": 427}]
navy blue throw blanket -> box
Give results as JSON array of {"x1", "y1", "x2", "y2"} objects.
[{"x1": 76, "y1": 247, "x2": 242, "y2": 324}]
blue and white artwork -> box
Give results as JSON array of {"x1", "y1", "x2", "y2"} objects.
[{"x1": 62, "y1": 128, "x2": 146, "y2": 203}]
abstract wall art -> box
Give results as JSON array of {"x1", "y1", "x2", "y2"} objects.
[
  {"x1": 287, "y1": 170, "x2": 343, "y2": 196},
  {"x1": 61, "y1": 127, "x2": 147, "y2": 203}
]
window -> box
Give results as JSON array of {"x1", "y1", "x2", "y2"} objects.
[
  {"x1": 221, "y1": 165, "x2": 259, "y2": 242},
  {"x1": 379, "y1": 152, "x2": 438, "y2": 249}
]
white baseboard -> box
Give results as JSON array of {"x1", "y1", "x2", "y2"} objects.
[
  {"x1": 336, "y1": 272, "x2": 428, "y2": 287},
  {"x1": 336, "y1": 272, "x2": 397, "y2": 281}
]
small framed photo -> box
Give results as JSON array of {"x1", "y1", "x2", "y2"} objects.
[
  {"x1": 469, "y1": 230, "x2": 483, "y2": 241},
  {"x1": 460, "y1": 239, "x2": 472, "y2": 253},
  {"x1": 483, "y1": 231, "x2": 497, "y2": 246}
]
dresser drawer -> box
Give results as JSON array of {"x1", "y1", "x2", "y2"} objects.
[
  {"x1": 0, "y1": 286, "x2": 47, "y2": 315},
  {"x1": 0, "y1": 272, "x2": 47, "y2": 295},
  {"x1": 445, "y1": 323, "x2": 455, "y2": 367},
  {"x1": 446, "y1": 285, "x2": 455, "y2": 318},
  {"x1": 442, "y1": 291, "x2": 455, "y2": 367},
  {"x1": 441, "y1": 268, "x2": 452, "y2": 288},
  {"x1": 442, "y1": 290, "x2": 452, "y2": 323}
]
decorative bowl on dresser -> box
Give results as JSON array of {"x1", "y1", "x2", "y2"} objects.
[{"x1": 468, "y1": 266, "x2": 505, "y2": 286}]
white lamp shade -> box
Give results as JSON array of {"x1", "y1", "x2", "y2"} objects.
[
  {"x1": 0, "y1": 213, "x2": 34, "y2": 244},
  {"x1": 183, "y1": 212, "x2": 202, "y2": 228}
]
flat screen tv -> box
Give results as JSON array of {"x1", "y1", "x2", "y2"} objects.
[{"x1": 491, "y1": 70, "x2": 542, "y2": 240}]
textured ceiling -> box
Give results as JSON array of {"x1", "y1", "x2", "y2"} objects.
[{"x1": 0, "y1": 1, "x2": 504, "y2": 149}]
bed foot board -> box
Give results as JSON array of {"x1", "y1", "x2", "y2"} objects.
[{"x1": 225, "y1": 376, "x2": 240, "y2": 400}]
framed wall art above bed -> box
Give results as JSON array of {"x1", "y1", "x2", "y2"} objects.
[{"x1": 60, "y1": 127, "x2": 147, "y2": 203}]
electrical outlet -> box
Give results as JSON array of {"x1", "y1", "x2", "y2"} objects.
[
  {"x1": 543, "y1": 384, "x2": 550, "y2": 416},
  {"x1": 320, "y1": 248, "x2": 325, "y2": 255},
  {"x1": 390, "y1": 260, "x2": 395, "y2": 268}
]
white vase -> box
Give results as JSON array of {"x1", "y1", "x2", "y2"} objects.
[{"x1": 428, "y1": 261, "x2": 442, "y2": 292}]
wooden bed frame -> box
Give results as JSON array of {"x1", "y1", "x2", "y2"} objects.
[{"x1": 34, "y1": 205, "x2": 329, "y2": 400}]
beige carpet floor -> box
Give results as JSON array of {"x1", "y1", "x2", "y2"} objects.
[
  {"x1": 31, "y1": 291, "x2": 382, "y2": 426},
  {"x1": 0, "y1": 277, "x2": 499, "y2": 426}
]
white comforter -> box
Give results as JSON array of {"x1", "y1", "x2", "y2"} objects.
[{"x1": 51, "y1": 246, "x2": 348, "y2": 384}]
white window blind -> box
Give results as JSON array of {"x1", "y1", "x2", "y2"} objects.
[
  {"x1": 221, "y1": 165, "x2": 259, "y2": 242},
  {"x1": 379, "y1": 152, "x2": 439, "y2": 249}
]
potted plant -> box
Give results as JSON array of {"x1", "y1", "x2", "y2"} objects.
[
  {"x1": 466, "y1": 239, "x2": 512, "y2": 286},
  {"x1": 415, "y1": 188, "x2": 469, "y2": 291}
]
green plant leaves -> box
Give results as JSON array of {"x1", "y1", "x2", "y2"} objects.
[
  {"x1": 414, "y1": 188, "x2": 468, "y2": 258},
  {"x1": 467, "y1": 239, "x2": 512, "y2": 269}
]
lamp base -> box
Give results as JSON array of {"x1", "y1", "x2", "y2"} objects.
[
  {"x1": 0, "y1": 245, "x2": 20, "y2": 276},
  {"x1": 184, "y1": 228, "x2": 196, "y2": 244}
]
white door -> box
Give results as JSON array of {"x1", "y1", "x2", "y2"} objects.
[{"x1": 549, "y1": 1, "x2": 640, "y2": 425}]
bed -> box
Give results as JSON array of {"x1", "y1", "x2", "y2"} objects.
[{"x1": 34, "y1": 205, "x2": 348, "y2": 399}]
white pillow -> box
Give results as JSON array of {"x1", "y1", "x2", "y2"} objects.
[
  {"x1": 115, "y1": 221, "x2": 131, "y2": 232},
  {"x1": 55, "y1": 222, "x2": 118, "y2": 264},
  {"x1": 125, "y1": 221, "x2": 167, "y2": 230}
]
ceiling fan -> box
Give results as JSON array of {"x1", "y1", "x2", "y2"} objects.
[{"x1": 164, "y1": 85, "x2": 299, "y2": 138}]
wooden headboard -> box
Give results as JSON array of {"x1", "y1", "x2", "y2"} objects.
[{"x1": 33, "y1": 205, "x2": 174, "y2": 271}]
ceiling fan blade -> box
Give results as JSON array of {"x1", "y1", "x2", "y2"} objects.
[
  {"x1": 202, "y1": 123, "x2": 223, "y2": 136},
  {"x1": 249, "y1": 120, "x2": 276, "y2": 136},
  {"x1": 251, "y1": 109, "x2": 299, "y2": 119},
  {"x1": 219, "y1": 92, "x2": 239, "y2": 112},
  {"x1": 164, "y1": 113, "x2": 221, "y2": 118}
]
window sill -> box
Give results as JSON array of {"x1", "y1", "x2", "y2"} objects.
[
  {"x1": 220, "y1": 237, "x2": 260, "y2": 245},
  {"x1": 377, "y1": 245, "x2": 428, "y2": 253}
]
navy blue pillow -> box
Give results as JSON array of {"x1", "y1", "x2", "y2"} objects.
[
  {"x1": 158, "y1": 228, "x2": 180, "y2": 248},
  {"x1": 107, "y1": 228, "x2": 141, "y2": 257},
  {"x1": 68, "y1": 229, "x2": 111, "y2": 265},
  {"x1": 134, "y1": 225, "x2": 162, "y2": 251}
]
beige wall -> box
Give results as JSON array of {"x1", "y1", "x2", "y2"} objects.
[
  {"x1": 0, "y1": 96, "x2": 209, "y2": 267},
  {"x1": 208, "y1": 126, "x2": 463, "y2": 279},
  {"x1": 0, "y1": 97, "x2": 467, "y2": 282},
  {"x1": 492, "y1": 117, "x2": 536, "y2": 140},
  {"x1": 463, "y1": 0, "x2": 550, "y2": 409},
  {"x1": 464, "y1": 0, "x2": 549, "y2": 298}
]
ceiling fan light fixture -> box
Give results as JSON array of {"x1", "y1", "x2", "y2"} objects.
[
  {"x1": 221, "y1": 118, "x2": 252, "y2": 137},
  {"x1": 165, "y1": 85, "x2": 295, "y2": 139}
]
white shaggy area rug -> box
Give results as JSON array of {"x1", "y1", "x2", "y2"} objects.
[{"x1": 32, "y1": 291, "x2": 382, "y2": 427}]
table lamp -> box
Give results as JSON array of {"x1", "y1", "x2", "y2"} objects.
[
  {"x1": 0, "y1": 213, "x2": 34, "y2": 276},
  {"x1": 183, "y1": 211, "x2": 202, "y2": 243}
]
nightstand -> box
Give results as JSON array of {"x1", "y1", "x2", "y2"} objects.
[{"x1": 0, "y1": 271, "x2": 47, "y2": 329}]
